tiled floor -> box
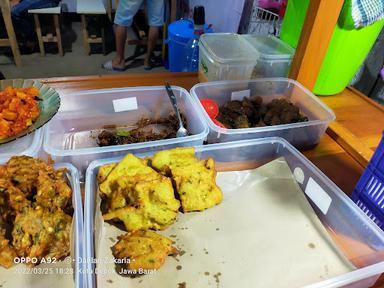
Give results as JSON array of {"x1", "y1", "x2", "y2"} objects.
[{"x1": 0, "y1": 21, "x2": 167, "y2": 79}]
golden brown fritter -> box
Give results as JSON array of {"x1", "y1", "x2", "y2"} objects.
[
  {"x1": 0, "y1": 196, "x2": 16, "y2": 269},
  {"x1": 0, "y1": 216, "x2": 17, "y2": 268},
  {"x1": 8, "y1": 186, "x2": 30, "y2": 214},
  {"x1": 0, "y1": 179, "x2": 30, "y2": 214},
  {"x1": 35, "y1": 168, "x2": 72, "y2": 212},
  {"x1": 0, "y1": 177, "x2": 28, "y2": 270},
  {"x1": 99, "y1": 154, "x2": 152, "y2": 197},
  {"x1": 112, "y1": 230, "x2": 177, "y2": 271},
  {"x1": 0, "y1": 156, "x2": 74, "y2": 268},
  {"x1": 0, "y1": 165, "x2": 7, "y2": 179},
  {"x1": 0, "y1": 180, "x2": 11, "y2": 219},
  {"x1": 97, "y1": 163, "x2": 117, "y2": 184},
  {"x1": 12, "y1": 207, "x2": 71, "y2": 264},
  {"x1": 103, "y1": 176, "x2": 180, "y2": 231},
  {"x1": 151, "y1": 147, "x2": 197, "y2": 173},
  {"x1": 152, "y1": 148, "x2": 223, "y2": 212},
  {"x1": 99, "y1": 154, "x2": 180, "y2": 231},
  {"x1": 0, "y1": 236, "x2": 17, "y2": 268},
  {"x1": 5, "y1": 156, "x2": 55, "y2": 198},
  {"x1": 0, "y1": 157, "x2": 72, "y2": 214}
]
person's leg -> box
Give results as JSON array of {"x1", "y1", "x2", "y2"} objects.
[
  {"x1": 12, "y1": 0, "x2": 59, "y2": 17},
  {"x1": 112, "y1": 25, "x2": 127, "y2": 69},
  {"x1": 144, "y1": 26, "x2": 159, "y2": 68},
  {"x1": 11, "y1": 0, "x2": 35, "y2": 44},
  {"x1": 145, "y1": 0, "x2": 165, "y2": 69},
  {"x1": 106, "y1": 0, "x2": 143, "y2": 70},
  {"x1": 12, "y1": 0, "x2": 60, "y2": 45}
]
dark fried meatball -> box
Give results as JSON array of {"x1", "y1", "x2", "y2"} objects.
[{"x1": 217, "y1": 96, "x2": 308, "y2": 129}]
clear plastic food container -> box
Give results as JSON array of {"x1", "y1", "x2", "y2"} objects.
[
  {"x1": 0, "y1": 128, "x2": 43, "y2": 163},
  {"x1": 43, "y1": 86, "x2": 208, "y2": 174},
  {"x1": 190, "y1": 78, "x2": 335, "y2": 148},
  {"x1": 199, "y1": 33, "x2": 259, "y2": 81},
  {"x1": 243, "y1": 34, "x2": 295, "y2": 78},
  {"x1": 84, "y1": 138, "x2": 384, "y2": 288},
  {"x1": 0, "y1": 161, "x2": 84, "y2": 288}
]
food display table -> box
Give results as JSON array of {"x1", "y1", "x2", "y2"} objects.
[{"x1": 41, "y1": 72, "x2": 384, "y2": 287}]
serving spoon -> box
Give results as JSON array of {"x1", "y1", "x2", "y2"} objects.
[{"x1": 165, "y1": 82, "x2": 188, "y2": 137}]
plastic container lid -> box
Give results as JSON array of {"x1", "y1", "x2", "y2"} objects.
[
  {"x1": 243, "y1": 34, "x2": 295, "y2": 61},
  {"x1": 168, "y1": 19, "x2": 214, "y2": 43},
  {"x1": 168, "y1": 19, "x2": 194, "y2": 42},
  {"x1": 200, "y1": 33, "x2": 259, "y2": 64}
]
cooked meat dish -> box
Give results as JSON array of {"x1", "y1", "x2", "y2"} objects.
[
  {"x1": 97, "y1": 113, "x2": 189, "y2": 147},
  {"x1": 216, "y1": 96, "x2": 308, "y2": 129}
]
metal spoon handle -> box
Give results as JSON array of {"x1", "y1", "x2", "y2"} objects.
[{"x1": 165, "y1": 83, "x2": 184, "y2": 126}]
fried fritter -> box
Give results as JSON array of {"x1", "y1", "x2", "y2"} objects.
[
  {"x1": 35, "y1": 168, "x2": 72, "y2": 212},
  {"x1": 103, "y1": 176, "x2": 180, "y2": 231},
  {"x1": 99, "y1": 154, "x2": 152, "y2": 197},
  {"x1": 0, "y1": 195, "x2": 17, "y2": 269},
  {"x1": 112, "y1": 230, "x2": 177, "y2": 271},
  {"x1": 0, "y1": 184, "x2": 17, "y2": 269},
  {"x1": 0, "y1": 165, "x2": 7, "y2": 178},
  {"x1": 0, "y1": 236, "x2": 17, "y2": 268},
  {"x1": 150, "y1": 147, "x2": 197, "y2": 173},
  {"x1": 0, "y1": 181, "x2": 11, "y2": 219},
  {"x1": 12, "y1": 207, "x2": 71, "y2": 264},
  {"x1": 0, "y1": 156, "x2": 74, "y2": 269},
  {"x1": 1, "y1": 181, "x2": 30, "y2": 213},
  {"x1": 152, "y1": 148, "x2": 223, "y2": 212},
  {"x1": 99, "y1": 154, "x2": 180, "y2": 231},
  {"x1": 97, "y1": 163, "x2": 117, "y2": 184},
  {"x1": 5, "y1": 156, "x2": 55, "y2": 199},
  {"x1": 0, "y1": 158, "x2": 72, "y2": 214}
]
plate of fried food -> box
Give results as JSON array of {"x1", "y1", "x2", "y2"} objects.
[
  {"x1": 0, "y1": 156, "x2": 83, "y2": 288},
  {"x1": 85, "y1": 147, "x2": 224, "y2": 287},
  {"x1": 86, "y1": 146, "x2": 355, "y2": 288},
  {"x1": 0, "y1": 79, "x2": 60, "y2": 145},
  {"x1": 98, "y1": 148, "x2": 223, "y2": 268}
]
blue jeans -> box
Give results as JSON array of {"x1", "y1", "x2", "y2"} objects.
[
  {"x1": 11, "y1": 0, "x2": 60, "y2": 44},
  {"x1": 115, "y1": 0, "x2": 164, "y2": 27}
]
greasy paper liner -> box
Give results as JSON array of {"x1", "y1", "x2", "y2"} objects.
[{"x1": 87, "y1": 157, "x2": 354, "y2": 288}]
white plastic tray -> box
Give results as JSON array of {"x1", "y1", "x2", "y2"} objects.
[
  {"x1": 84, "y1": 138, "x2": 384, "y2": 288},
  {"x1": 43, "y1": 86, "x2": 209, "y2": 174},
  {"x1": 190, "y1": 79, "x2": 335, "y2": 148},
  {"x1": 0, "y1": 128, "x2": 43, "y2": 163},
  {"x1": 0, "y1": 161, "x2": 84, "y2": 288}
]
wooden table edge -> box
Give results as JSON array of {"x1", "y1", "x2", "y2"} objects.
[{"x1": 323, "y1": 86, "x2": 383, "y2": 168}]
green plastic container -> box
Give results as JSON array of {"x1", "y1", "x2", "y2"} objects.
[{"x1": 280, "y1": 0, "x2": 384, "y2": 95}]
